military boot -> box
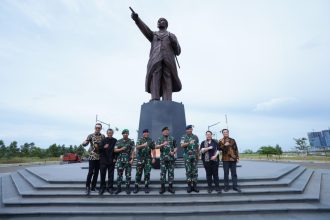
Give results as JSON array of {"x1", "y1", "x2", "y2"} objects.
[
  {"x1": 193, "y1": 182, "x2": 199, "y2": 193},
  {"x1": 159, "y1": 184, "x2": 165, "y2": 194},
  {"x1": 126, "y1": 185, "x2": 131, "y2": 194},
  {"x1": 168, "y1": 184, "x2": 175, "y2": 194},
  {"x1": 187, "y1": 182, "x2": 192, "y2": 193},
  {"x1": 115, "y1": 186, "x2": 122, "y2": 194},
  {"x1": 144, "y1": 185, "x2": 150, "y2": 194},
  {"x1": 133, "y1": 184, "x2": 139, "y2": 194}
]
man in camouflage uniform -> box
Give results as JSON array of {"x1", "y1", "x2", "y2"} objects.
[
  {"x1": 133, "y1": 129, "x2": 156, "y2": 194},
  {"x1": 218, "y1": 128, "x2": 241, "y2": 193},
  {"x1": 82, "y1": 123, "x2": 105, "y2": 195},
  {"x1": 180, "y1": 125, "x2": 200, "y2": 193},
  {"x1": 114, "y1": 129, "x2": 135, "y2": 194},
  {"x1": 155, "y1": 127, "x2": 176, "y2": 194}
]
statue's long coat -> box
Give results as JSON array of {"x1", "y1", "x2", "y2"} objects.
[{"x1": 134, "y1": 17, "x2": 182, "y2": 93}]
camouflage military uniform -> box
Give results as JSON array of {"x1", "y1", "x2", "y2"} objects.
[
  {"x1": 181, "y1": 134, "x2": 199, "y2": 183},
  {"x1": 134, "y1": 137, "x2": 155, "y2": 187},
  {"x1": 115, "y1": 138, "x2": 135, "y2": 188},
  {"x1": 157, "y1": 136, "x2": 176, "y2": 184}
]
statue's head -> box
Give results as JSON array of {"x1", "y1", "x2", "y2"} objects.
[{"x1": 157, "y1": 18, "x2": 168, "y2": 30}]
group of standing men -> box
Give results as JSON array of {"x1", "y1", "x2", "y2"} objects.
[{"x1": 82, "y1": 123, "x2": 241, "y2": 195}]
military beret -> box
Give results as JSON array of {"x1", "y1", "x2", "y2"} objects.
[
  {"x1": 142, "y1": 129, "x2": 149, "y2": 133},
  {"x1": 162, "y1": 127, "x2": 169, "y2": 131},
  {"x1": 186, "y1": 125, "x2": 193, "y2": 130},
  {"x1": 122, "y1": 129, "x2": 129, "y2": 134}
]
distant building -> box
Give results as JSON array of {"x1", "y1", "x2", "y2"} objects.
[
  {"x1": 307, "y1": 129, "x2": 330, "y2": 148},
  {"x1": 322, "y1": 130, "x2": 330, "y2": 146}
]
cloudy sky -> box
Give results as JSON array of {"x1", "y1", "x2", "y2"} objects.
[{"x1": 0, "y1": 0, "x2": 329, "y2": 151}]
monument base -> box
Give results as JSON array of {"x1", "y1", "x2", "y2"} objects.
[{"x1": 138, "y1": 100, "x2": 186, "y2": 159}]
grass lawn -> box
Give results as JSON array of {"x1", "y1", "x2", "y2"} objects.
[{"x1": 240, "y1": 153, "x2": 330, "y2": 162}]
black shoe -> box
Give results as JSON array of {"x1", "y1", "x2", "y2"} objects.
[
  {"x1": 168, "y1": 184, "x2": 175, "y2": 194},
  {"x1": 233, "y1": 187, "x2": 242, "y2": 193},
  {"x1": 107, "y1": 187, "x2": 114, "y2": 194},
  {"x1": 85, "y1": 187, "x2": 91, "y2": 195},
  {"x1": 207, "y1": 187, "x2": 213, "y2": 194},
  {"x1": 215, "y1": 186, "x2": 222, "y2": 194},
  {"x1": 224, "y1": 187, "x2": 229, "y2": 192},
  {"x1": 159, "y1": 184, "x2": 165, "y2": 194},
  {"x1": 115, "y1": 186, "x2": 122, "y2": 195},
  {"x1": 187, "y1": 182, "x2": 192, "y2": 193},
  {"x1": 90, "y1": 187, "x2": 96, "y2": 192},
  {"x1": 133, "y1": 184, "x2": 139, "y2": 194},
  {"x1": 144, "y1": 185, "x2": 150, "y2": 194},
  {"x1": 99, "y1": 188, "x2": 105, "y2": 195},
  {"x1": 126, "y1": 185, "x2": 131, "y2": 194},
  {"x1": 192, "y1": 182, "x2": 199, "y2": 193}
]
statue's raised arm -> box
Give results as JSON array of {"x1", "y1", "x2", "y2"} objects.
[{"x1": 130, "y1": 7, "x2": 153, "y2": 42}]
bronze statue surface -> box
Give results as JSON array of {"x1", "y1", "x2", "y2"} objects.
[{"x1": 131, "y1": 8, "x2": 181, "y2": 101}]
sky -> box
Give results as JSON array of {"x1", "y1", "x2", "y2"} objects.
[{"x1": 0, "y1": 0, "x2": 329, "y2": 152}]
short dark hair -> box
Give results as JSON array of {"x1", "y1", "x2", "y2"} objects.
[
  {"x1": 95, "y1": 123, "x2": 102, "y2": 128},
  {"x1": 107, "y1": 128, "x2": 113, "y2": 133},
  {"x1": 206, "y1": 131, "x2": 213, "y2": 135},
  {"x1": 221, "y1": 128, "x2": 229, "y2": 134}
]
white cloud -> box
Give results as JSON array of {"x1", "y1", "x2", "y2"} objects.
[{"x1": 253, "y1": 97, "x2": 298, "y2": 112}]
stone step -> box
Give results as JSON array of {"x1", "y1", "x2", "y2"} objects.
[
  {"x1": 1, "y1": 171, "x2": 321, "y2": 207},
  {"x1": 17, "y1": 166, "x2": 306, "y2": 190},
  {"x1": 1, "y1": 169, "x2": 329, "y2": 218},
  {"x1": 24, "y1": 164, "x2": 300, "y2": 184},
  {"x1": 8, "y1": 169, "x2": 314, "y2": 198}
]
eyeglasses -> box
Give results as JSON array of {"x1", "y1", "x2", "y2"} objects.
[{"x1": 95, "y1": 127, "x2": 102, "y2": 130}]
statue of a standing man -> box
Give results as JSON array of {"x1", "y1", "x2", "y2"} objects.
[{"x1": 131, "y1": 10, "x2": 182, "y2": 101}]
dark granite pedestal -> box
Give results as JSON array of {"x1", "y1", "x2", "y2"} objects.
[{"x1": 138, "y1": 101, "x2": 186, "y2": 158}]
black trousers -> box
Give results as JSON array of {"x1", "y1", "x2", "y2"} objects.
[
  {"x1": 86, "y1": 160, "x2": 100, "y2": 188},
  {"x1": 203, "y1": 160, "x2": 220, "y2": 187},
  {"x1": 100, "y1": 162, "x2": 115, "y2": 189},
  {"x1": 223, "y1": 161, "x2": 238, "y2": 188}
]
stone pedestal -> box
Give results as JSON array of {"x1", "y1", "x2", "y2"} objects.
[{"x1": 138, "y1": 100, "x2": 186, "y2": 158}]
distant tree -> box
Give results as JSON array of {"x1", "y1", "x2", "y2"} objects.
[
  {"x1": 48, "y1": 144, "x2": 60, "y2": 157},
  {"x1": 275, "y1": 144, "x2": 283, "y2": 155},
  {"x1": 20, "y1": 143, "x2": 29, "y2": 157},
  {"x1": 76, "y1": 145, "x2": 86, "y2": 157},
  {"x1": 8, "y1": 141, "x2": 20, "y2": 157},
  {"x1": 257, "y1": 146, "x2": 277, "y2": 159},
  {"x1": 293, "y1": 137, "x2": 310, "y2": 155},
  {"x1": 274, "y1": 144, "x2": 283, "y2": 159},
  {"x1": 0, "y1": 140, "x2": 7, "y2": 158},
  {"x1": 69, "y1": 145, "x2": 74, "y2": 154},
  {"x1": 243, "y1": 149, "x2": 254, "y2": 154}
]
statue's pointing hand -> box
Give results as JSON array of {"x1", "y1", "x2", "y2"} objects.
[{"x1": 131, "y1": 12, "x2": 138, "y2": 21}]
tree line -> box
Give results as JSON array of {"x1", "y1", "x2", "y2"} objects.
[
  {"x1": 242, "y1": 137, "x2": 310, "y2": 157},
  {"x1": 0, "y1": 140, "x2": 86, "y2": 159}
]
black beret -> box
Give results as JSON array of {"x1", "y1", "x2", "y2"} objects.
[
  {"x1": 142, "y1": 129, "x2": 149, "y2": 133},
  {"x1": 186, "y1": 125, "x2": 193, "y2": 130},
  {"x1": 162, "y1": 127, "x2": 169, "y2": 131}
]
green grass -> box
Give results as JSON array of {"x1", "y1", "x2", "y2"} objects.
[
  {"x1": 240, "y1": 154, "x2": 330, "y2": 162},
  {"x1": 0, "y1": 157, "x2": 60, "y2": 164}
]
